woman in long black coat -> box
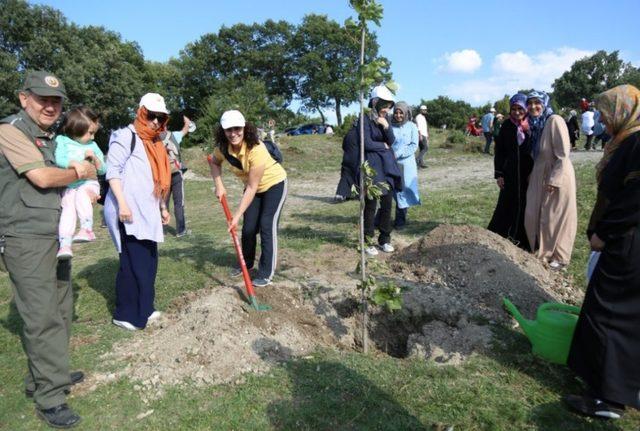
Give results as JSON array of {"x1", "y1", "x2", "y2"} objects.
[
  {"x1": 487, "y1": 93, "x2": 534, "y2": 250},
  {"x1": 333, "y1": 126, "x2": 358, "y2": 202},
  {"x1": 565, "y1": 84, "x2": 640, "y2": 419}
]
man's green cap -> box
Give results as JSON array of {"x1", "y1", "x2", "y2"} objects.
[{"x1": 21, "y1": 71, "x2": 67, "y2": 98}]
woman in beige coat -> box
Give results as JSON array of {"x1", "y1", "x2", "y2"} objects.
[{"x1": 524, "y1": 91, "x2": 577, "y2": 269}]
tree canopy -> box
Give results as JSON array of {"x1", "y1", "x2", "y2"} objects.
[{"x1": 552, "y1": 50, "x2": 640, "y2": 108}]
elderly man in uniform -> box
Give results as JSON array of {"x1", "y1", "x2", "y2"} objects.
[{"x1": 0, "y1": 71, "x2": 96, "y2": 428}]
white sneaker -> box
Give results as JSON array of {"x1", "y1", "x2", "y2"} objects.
[
  {"x1": 365, "y1": 246, "x2": 379, "y2": 256},
  {"x1": 381, "y1": 243, "x2": 395, "y2": 253},
  {"x1": 549, "y1": 260, "x2": 565, "y2": 270},
  {"x1": 112, "y1": 319, "x2": 141, "y2": 331},
  {"x1": 148, "y1": 311, "x2": 162, "y2": 321}
]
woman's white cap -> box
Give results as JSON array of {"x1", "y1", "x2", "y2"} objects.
[
  {"x1": 370, "y1": 85, "x2": 394, "y2": 102},
  {"x1": 139, "y1": 93, "x2": 169, "y2": 114},
  {"x1": 220, "y1": 110, "x2": 246, "y2": 129}
]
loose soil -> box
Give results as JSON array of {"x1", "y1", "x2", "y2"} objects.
[{"x1": 99, "y1": 152, "x2": 591, "y2": 394}]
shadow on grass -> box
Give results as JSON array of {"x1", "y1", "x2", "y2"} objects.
[
  {"x1": 289, "y1": 193, "x2": 336, "y2": 204},
  {"x1": 255, "y1": 338, "x2": 429, "y2": 431},
  {"x1": 290, "y1": 211, "x2": 358, "y2": 226},
  {"x1": 280, "y1": 226, "x2": 352, "y2": 248},
  {"x1": 487, "y1": 327, "x2": 623, "y2": 430},
  {"x1": 75, "y1": 256, "x2": 119, "y2": 315},
  {"x1": 396, "y1": 220, "x2": 440, "y2": 237}
]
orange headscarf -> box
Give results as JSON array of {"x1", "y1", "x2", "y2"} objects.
[{"x1": 134, "y1": 106, "x2": 171, "y2": 198}]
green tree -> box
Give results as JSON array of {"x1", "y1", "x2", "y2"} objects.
[
  {"x1": 292, "y1": 14, "x2": 389, "y2": 126},
  {"x1": 493, "y1": 94, "x2": 511, "y2": 117},
  {"x1": 421, "y1": 96, "x2": 475, "y2": 130},
  {"x1": 552, "y1": 50, "x2": 639, "y2": 108},
  {"x1": 0, "y1": 0, "x2": 151, "y2": 145},
  {"x1": 176, "y1": 20, "x2": 297, "y2": 114},
  {"x1": 197, "y1": 77, "x2": 283, "y2": 150}
]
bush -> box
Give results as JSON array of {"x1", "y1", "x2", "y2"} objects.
[
  {"x1": 463, "y1": 140, "x2": 484, "y2": 153},
  {"x1": 336, "y1": 113, "x2": 358, "y2": 137},
  {"x1": 447, "y1": 130, "x2": 466, "y2": 144}
]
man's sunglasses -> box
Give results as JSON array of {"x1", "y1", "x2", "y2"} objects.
[{"x1": 146, "y1": 111, "x2": 168, "y2": 123}]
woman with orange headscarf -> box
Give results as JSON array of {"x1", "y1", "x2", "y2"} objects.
[
  {"x1": 565, "y1": 85, "x2": 640, "y2": 420},
  {"x1": 104, "y1": 93, "x2": 171, "y2": 331}
]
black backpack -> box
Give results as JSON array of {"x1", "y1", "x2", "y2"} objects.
[
  {"x1": 97, "y1": 130, "x2": 136, "y2": 205},
  {"x1": 222, "y1": 140, "x2": 282, "y2": 170}
]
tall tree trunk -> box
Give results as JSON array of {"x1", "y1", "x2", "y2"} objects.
[
  {"x1": 316, "y1": 105, "x2": 326, "y2": 125},
  {"x1": 358, "y1": 24, "x2": 368, "y2": 354},
  {"x1": 335, "y1": 98, "x2": 343, "y2": 127}
]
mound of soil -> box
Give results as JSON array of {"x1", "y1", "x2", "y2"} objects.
[
  {"x1": 100, "y1": 225, "x2": 584, "y2": 391},
  {"x1": 369, "y1": 224, "x2": 583, "y2": 362},
  {"x1": 104, "y1": 283, "x2": 338, "y2": 400}
]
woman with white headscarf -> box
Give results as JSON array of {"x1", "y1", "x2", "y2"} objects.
[
  {"x1": 523, "y1": 90, "x2": 577, "y2": 269},
  {"x1": 359, "y1": 85, "x2": 402, "y2": 256}
]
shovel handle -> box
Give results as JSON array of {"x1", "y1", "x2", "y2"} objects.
[{"x1": 219, "y1": 194, "x2": 258, "y2": 300}]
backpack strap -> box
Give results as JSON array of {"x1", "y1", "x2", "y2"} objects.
[
  {"x1": 221, "y1": 147, "x2": 244, "y2": 170},
  {"x1": 130, "y1": 128, "x2": 136, "y2": 153}
]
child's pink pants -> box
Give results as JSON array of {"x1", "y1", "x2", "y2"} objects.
[{"x1": 58, "y1": 180, "x2": 100, "y2": 247}]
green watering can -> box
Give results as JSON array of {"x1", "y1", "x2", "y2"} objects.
[{"x1": 503, "y1": 298, "x2": 581, "y2": 365}]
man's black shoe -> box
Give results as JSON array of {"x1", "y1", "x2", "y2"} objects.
[
  {"x1": 26, "y1": 371, "x2": 84, "y2": 398},
  {"x1": 564, "y1": 394, "x2": 625, "y2": 420},
  {"x1": 36, "y1": 404, "x2": 81, "y2": 429}
]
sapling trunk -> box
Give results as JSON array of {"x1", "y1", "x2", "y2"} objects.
[{"x1": 358, "y1": 22, "x2": 369, "y2": 354}]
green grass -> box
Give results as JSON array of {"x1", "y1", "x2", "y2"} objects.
[{"x1": 1, "y1": 131, "x2": 637, "y2": 430}]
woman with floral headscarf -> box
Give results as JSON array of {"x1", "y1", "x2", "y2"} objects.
[
  {"x1": 523, "y1": 90, "x2": 577, "y2": 269},
  {"x1": 564, "y1": 85, "x2": 640, "y2": 420},
  {"x1": 488, "y1": 93, "x2": 533, "y2": 250},
  {"x1": 104, "y1": 93, "x2": 172, "y2": 330}
]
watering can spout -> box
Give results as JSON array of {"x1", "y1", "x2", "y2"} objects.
[{"x1": 503, "y1": 298, "x2": 535, "y2": 338}]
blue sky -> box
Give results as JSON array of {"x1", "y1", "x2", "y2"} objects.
[{"x1": 32, "y1": 0, "x2": 640, "y2": 122}]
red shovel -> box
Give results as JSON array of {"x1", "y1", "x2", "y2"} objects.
[{"x1": 218, "y1": 193, "x2": 270, "y2": 311}]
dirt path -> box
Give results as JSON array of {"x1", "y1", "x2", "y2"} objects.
[{"x1": 283, "y1": 150, "x2": 601, "y2": 212}]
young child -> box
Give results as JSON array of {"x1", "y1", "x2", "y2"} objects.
[{"x1": 54, "y1": 106, "x2": 106, "y2": 259}]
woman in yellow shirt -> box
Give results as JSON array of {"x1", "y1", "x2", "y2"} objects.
[{"x1": 208, "y1": 110, "x2": 287, "y2": 287}]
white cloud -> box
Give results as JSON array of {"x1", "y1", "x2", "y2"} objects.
[
  {"x1": 439, "y1": 49, "x2": 482, "y2": 73},
  {"x1": 446, "y1": 47, "x2": 594, "y2": 104},
  {"x1": 493, "y1": 51, "x2": 533, "y2": 74}
]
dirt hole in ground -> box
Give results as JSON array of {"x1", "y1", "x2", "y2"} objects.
[
  {"x1": 95, "y1": 224, "x2": 583, "y2": 398},
  {"x1": 360, "y1": 224, "x2": 583, "y2": 363}
]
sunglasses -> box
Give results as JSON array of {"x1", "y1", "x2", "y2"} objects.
[{"x1": 146, "y1": 111, "x2": 168, "y2": 123}]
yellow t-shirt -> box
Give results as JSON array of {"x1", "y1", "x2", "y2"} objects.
[{"x1": 213, "y1": 141, "x2": 287, "y2": 193}]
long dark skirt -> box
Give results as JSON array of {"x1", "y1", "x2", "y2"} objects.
[
  {"x1": 487, "y1": 180, "x2": 530, "y2": 250},
  {"x1": 567, "y1": 227, "x2": 640, "y2": 408}
]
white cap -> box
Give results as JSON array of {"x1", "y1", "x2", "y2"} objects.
[
  {"x1": 139, "y1": 93, "x2": 169, "y2": 114},
  {"x1": 420, "y1": 105, "x2": 427, "y2": 110},
  {"x1": 490, "y1": 107, "x2": 496, "y2": 112},
  {"x1": 220, "y1": 110, "x2": 246, "y2": 129},
  {"x1": 370, "y1": 85, "x2": 394, "y2": 102}
]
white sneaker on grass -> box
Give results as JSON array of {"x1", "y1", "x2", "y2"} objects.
[
  {"x1": 148, "y1": 311, "x2": 162, "y2": 321},
  {"x1": 381, "y1": 243, "x2": 394, "y2": 253},
  {"x1": 365, "y1": 246, "x2": 379, "y2": 256},
  {"x1": 112, "y1": 319, "x2": 141, "y2": 331}
]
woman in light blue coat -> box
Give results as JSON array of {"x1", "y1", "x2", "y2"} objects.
[{"x1": 390, "y1": 102, "x2": 421, "y2": 227}]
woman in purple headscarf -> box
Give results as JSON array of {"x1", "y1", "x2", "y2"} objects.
[
  {"x1": 524, "y1": 90, "x2": 577, "y2": 269},
  {"x1": 487, "y1": 93, "x2": 533, "y2": 249}
]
